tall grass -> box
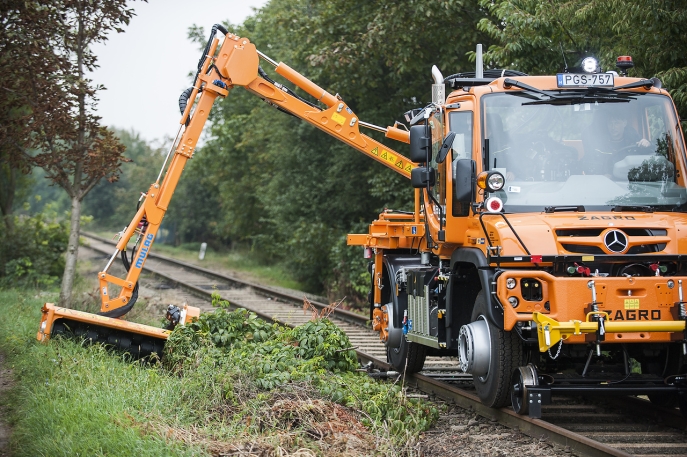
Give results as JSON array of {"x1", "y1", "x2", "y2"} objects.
[
  {"x1": 0, "y1": 289, "x2": 205, "y2": 456},
  {"x1": 0, "y1": 288, "x2": 438, "y2": 456}
]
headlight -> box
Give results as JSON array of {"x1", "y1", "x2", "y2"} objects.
[
  {"x1": 487, "y1": 172, "x2": 505, "y2": 191},
  {"x1": 477, "y1": 171, "x2": 505, "y2": 192},
  {"x1": 581, "y1": 57, "x2": 599, "y2": 73},
  {"x1": 506, "y1": 278, "x2": 517, "y2": 289}
]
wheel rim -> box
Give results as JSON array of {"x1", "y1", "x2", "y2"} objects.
[
  {"x1": 383, "y1": 303, "x2": 403, "y2": 349},
  {"x1": 511, "y1": 364, "x2": 537, "y2": 415},
  {"x1": 458, "y1": 315, "x2": 491, "y2": 380}
]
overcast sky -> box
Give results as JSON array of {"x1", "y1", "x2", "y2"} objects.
[{"x1": 91, "y1": 0, "x2": 268, "y2": 146}]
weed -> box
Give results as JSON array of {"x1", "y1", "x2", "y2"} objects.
[
  {"x1": 0, "y1": 288, "x2": 439, "y2": 456},
  {"x1": 163, "y1": 294, "x2": 440, "y2": 454}
]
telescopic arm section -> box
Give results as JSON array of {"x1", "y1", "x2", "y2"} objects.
[
  {"x1": 97, "y1": 28, "x2": 414, "y2": 316},
  {"x1": 222, "y1": 32, "x2": 414, "y2": 176}
]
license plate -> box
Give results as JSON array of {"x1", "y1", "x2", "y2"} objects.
[{"x1": 556, "y1": 73, "x2": 614, "y2": 88}]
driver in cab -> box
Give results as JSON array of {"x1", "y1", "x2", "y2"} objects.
[{"x1": 583, "y1": 107, "x2": 651, "y2": 176}]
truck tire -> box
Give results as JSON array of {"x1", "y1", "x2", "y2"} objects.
[
  {"x1": 470, "y1": 293, "x2": 522, "y2": 408},
  {"x1": 387, "y1": 335, "x2": 427, "y2": 374}
]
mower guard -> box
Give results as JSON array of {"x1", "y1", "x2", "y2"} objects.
[{"x1": 37, "y1": 303, "x2": 200, "y2": 353}]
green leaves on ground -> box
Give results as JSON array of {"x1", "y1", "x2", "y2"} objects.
[
  {"x1": 164, "y1": 297, "x2": 439, "y2": 449},
  {"x1": 1, "y1": 289, "x2": 438, "y2": 455},
  {"x1": 0, "y1": 212, "x2": 68, "y2": 287}
]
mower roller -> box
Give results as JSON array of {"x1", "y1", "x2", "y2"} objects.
[{"x1": 37, "y1": 302, "x2": 200, "y2": 357}]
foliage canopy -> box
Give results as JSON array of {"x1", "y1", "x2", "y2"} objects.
[
  {"x1": 478, "y1": 0, "x2": 687, "y2": 120},
  {"x1": 169, "y1": 0, "x2": 491, "y2": 297}
]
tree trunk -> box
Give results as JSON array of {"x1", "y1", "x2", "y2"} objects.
[
  {"x1": 58, "y1": 195, "x2": 82, "y2": 307},
  {"x1": 0, "y1": 162, "x2": 16, "y2": 232}
]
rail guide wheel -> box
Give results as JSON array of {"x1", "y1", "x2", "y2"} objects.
[{"x1": 511, "y1": 363, "x2": 539, "y2": 416}]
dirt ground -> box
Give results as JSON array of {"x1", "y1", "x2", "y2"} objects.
[{"x1": 417, "y1": 401, "x2": 578, "y2": 457}]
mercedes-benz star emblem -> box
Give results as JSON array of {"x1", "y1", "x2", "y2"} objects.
[{"x1": 604, "y1": 230, "x2": 628, "y2": 253}]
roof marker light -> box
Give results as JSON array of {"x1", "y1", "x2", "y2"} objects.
[{"x1": 616, "y1": 56, "x2": 634, "y2": 76}]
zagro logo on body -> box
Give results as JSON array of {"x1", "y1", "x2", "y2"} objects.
[{"x1": 135, "y1": 233, "x2": 155, "y2": 269}]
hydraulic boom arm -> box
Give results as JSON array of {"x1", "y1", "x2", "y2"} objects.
[{"x1": 97, "y1": 25, "x2": 415, "y2": 316}]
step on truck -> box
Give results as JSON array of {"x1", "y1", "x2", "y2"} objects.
[{"x1": 37, "y1": 25, "x2": 687, "y2": 416}]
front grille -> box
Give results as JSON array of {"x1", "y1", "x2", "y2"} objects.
[
  {"x1": 627, "y1": 243, "x2": 667, "y2": 254},
  {"x1": 560, "y1": 244, "x2": 605, "y2": 255},
  {"x1": 556, "y1": 228, "x2": 667, "y2": 237},
  {"x1": 624, "y1": 228, "x2": 667, "y2": 237},
  {"x1": 556, "y1": 229, "x2": 604, "y2": 237},
  {"x1": 557, "y1": 228, "x2": 668, "y2": 254}
]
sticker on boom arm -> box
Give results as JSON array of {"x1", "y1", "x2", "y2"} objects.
[
  {"x1": 331, "y1": 112, "x2": 346, "y2": 125},
  {"x1": 135, "y1": 233, "x2": 155, "y2": 269}
]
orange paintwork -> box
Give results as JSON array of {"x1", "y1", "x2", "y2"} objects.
[
  {"x1": 348, "y1": 73, "x2": 687, "y2": 351},
  {"x1": 35, "y1": 26, "x2": 687, "y2": 357},
  {"x1": 497, "y1": 271, "x2": 685, "y2": 339},
  {"x1": 37, "y1": 303, "x2": 200, "y2": 343},
  {"x1": 371, "y1": 303, "x2": 390, "y2": 343}
]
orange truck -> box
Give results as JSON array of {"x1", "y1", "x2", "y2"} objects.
[{"x1": 37, "y1": 25, "x2": 687, "y2": 417}]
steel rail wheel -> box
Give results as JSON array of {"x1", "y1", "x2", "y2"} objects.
[{"x1": 469, "y1": 293, "x2": 523, "y2": 408}]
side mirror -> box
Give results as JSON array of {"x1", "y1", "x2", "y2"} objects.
[
  {"x1": 436, "y1": 132, "x2": 456, "y2": 164},
  {"x1": 454, "y1": 159, "x2": 475, "y2": 203},
  {"x1": 411, "y1": 167, "x2": 436, "y2": 188},
  {"x1": 409, "y1": 125, "x2": 430, "y2": 163}
]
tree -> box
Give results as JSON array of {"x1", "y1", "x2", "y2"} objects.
[
  {"x1": 0, "y1": 1, "x2": 66, "y2": 229},
  {"x1": 477, "y1": 0, "x2": 687, "y2": 120},
  {"x1": 82, "y1": 129, "x2": 165, "y2": 230},
  {"x1": 180, "y1": 0, "x2": 491, "y2": 297},
  {"x1": 0, "y1": 1, "x2": 141, "y2": 305}
]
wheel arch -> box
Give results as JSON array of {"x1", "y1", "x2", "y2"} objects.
[{"x1": 448, "y1": 248, "x2": 503, "y2": 330}]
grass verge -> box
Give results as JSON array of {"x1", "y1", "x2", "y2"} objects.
[{"x1": 0, "y1": 288, "x2": 438, "y2": 456}]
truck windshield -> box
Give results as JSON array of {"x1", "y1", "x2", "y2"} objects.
[{"x1": 482, "y1": 92, "x2": 687, "y2": 212}]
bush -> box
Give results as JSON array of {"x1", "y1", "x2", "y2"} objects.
[
  {"x1": 163, "y1": 294, "x2": 439, "y2": 451},
  {"x1": 0, "y1": 212, "x2": 68, "y2": 288}
]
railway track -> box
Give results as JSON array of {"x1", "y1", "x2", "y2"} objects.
[{"x1": 80, "y1": 233, "x2": 687, "y2": 457}]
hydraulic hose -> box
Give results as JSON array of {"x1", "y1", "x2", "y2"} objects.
[
  {"x1": 183, "y1": 24, "x2": 230, "y2": 127},
  {"x1": 178, "y1": 87, "x2": 194, "y2": 126},
  {"x1": 98, "y1": 249, "x2": 138, "y2": 318}
]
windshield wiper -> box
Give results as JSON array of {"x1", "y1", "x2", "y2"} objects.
[
  {"x1": 503, "y1": 78, "x2": 561, "y2": 100},
  {"x1": 544, "y1": 205, "x2": 585, "y2": 213},
  {"x1": 612, "y1": 205, "x2": 654, "y2": 213},
  {"x1": 523, "y1": 95, "x2": 634, "y2": 106},
  {"x1": 612, "y1": 78, "x2": 659, "y2": 91}
]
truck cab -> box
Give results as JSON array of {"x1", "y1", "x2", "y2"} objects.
[{"x1": 351, "y1": 57, "x2": 687, "y2": 416}]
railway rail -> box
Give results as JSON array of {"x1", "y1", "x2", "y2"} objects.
[{"x1": 80, "y1": 233, "x2": 687, "y2": 457}]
